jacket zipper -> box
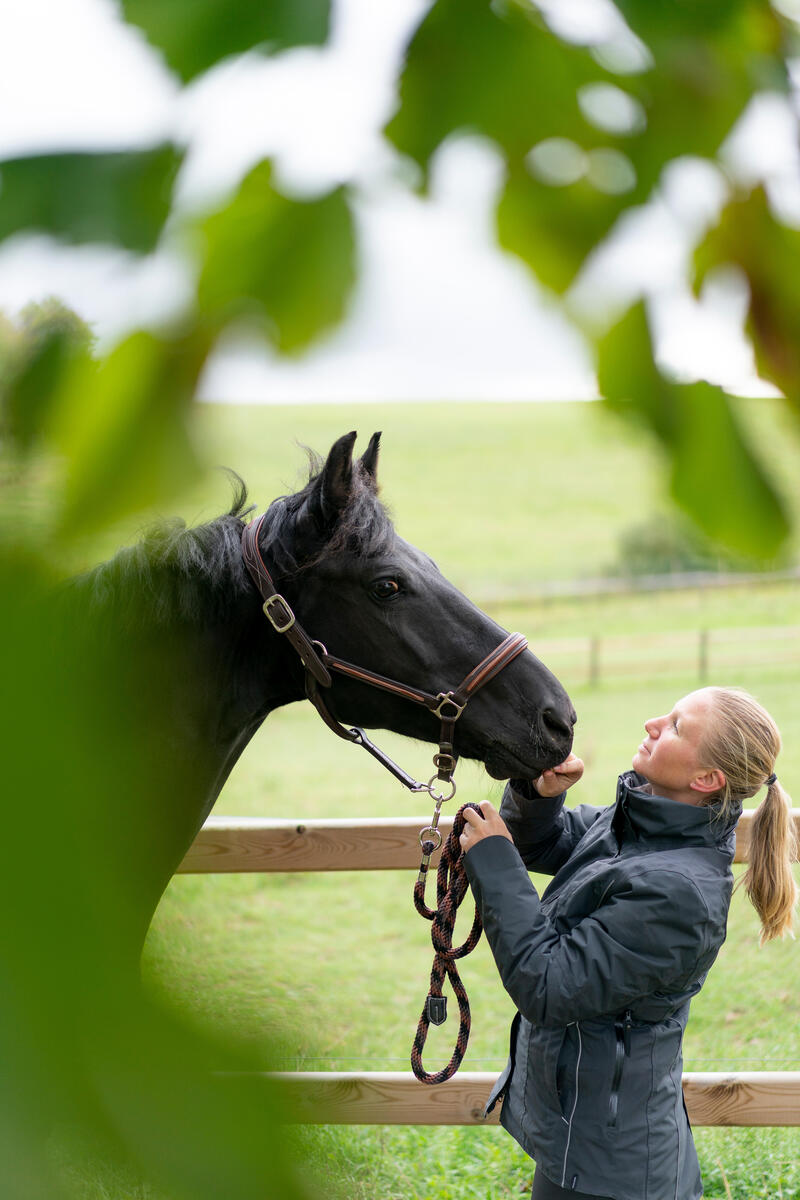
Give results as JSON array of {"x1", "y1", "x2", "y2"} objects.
[
  {"x1": 608, "y1": 1010, "x2": 632, "y2": 1128},
  {"x1": 560, "y1": 1023, "x2": 582, "y2": 1187}
]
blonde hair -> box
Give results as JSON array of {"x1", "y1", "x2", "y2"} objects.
[{"x1": 699, "y1": 687, "x2": 797, "y2": 943}]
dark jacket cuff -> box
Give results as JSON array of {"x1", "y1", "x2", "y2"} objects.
[{"x1": 463, "y1": 833, "x2": 524, "y2": 891}]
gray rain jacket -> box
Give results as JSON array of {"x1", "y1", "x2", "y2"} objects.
[{"x1": 464, "y1": 771, "x2": 740, "y2": 1200}]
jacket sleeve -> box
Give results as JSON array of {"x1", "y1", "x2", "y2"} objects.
[
  {"x1": 464, "y1": 835, "x2": 718, "y2": 1028},
  {"x1": 500, "y1": 778, "x2": 606, "y2": 875}
]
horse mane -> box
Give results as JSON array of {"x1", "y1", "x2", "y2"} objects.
[{"x1": 69, "y1": 454, "x2": 395, "y2": 632}]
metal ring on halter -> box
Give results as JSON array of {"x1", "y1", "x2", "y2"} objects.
[
  {"x1": 418, "y1": 826, "x2": 443, "y2": 851},
  {"x1": 425, "y1": 776, "x2": 457, "y2": 804}
]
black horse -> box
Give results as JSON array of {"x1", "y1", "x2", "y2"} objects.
[
  {"x1": 3, "y1": 430, "x2": 575, "y2": 1196},
  {"x1": 66, "y1": 430, "x2": 574, "y2": 959}
]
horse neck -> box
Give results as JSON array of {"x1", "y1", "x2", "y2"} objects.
[{"x1": 159, "y1": 597, "x2": 307, "y2": 819}]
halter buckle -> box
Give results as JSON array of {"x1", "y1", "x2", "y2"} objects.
[
  {"x1": 263, "y1": 593, "x2": 296, "y2": 634},
  {"x1": 433, "y1": 692, "x2": 466, "y2": 722}
]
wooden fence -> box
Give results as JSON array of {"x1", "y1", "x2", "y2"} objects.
[
  {"x1": 179, "y1": 811, "x2": 800, "y2": 1127},
  {"x1": 531, "y1": 624, "x2": 800, "y2": 688}
]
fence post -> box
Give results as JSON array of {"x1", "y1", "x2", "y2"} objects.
[
  {"x1": 589, "y1": 635, "x2": 600, "y2": 688},
  {"x1": 699, "y1": 629, "x2": 709, "y2": 682}
]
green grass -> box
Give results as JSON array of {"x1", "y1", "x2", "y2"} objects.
[{"x1": 47, "y1": 399, "x2": 800, "y2": 1198}]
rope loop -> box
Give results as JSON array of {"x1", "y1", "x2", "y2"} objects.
[{"x1": 411, "y1": 802, "x2": 484, "y2": 1084}]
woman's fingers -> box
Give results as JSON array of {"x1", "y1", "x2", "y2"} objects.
[{"x1": 460, "y1": 800, "x2": 512, "y2": 852}]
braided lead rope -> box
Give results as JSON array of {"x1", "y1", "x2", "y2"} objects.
[{"x1": 411, "y1": 803, "x2": 484, "y2": 1084}]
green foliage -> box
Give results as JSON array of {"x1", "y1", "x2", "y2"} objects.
[
  {"x1": 597, "y1": 303, "x2": 790, "y2": 559},
  {"x1": 195, "y1": 162, "x2": 357, "y2": 354},
  {"x1": 610, "y1": 514, "x2": 748, "y2": 576},
  {"x1": 4, "y1": 0, "x2": 800, "y2": 1191},
  {"x1": 0, "y1": 147, "x2": 184, "y2": 253},
  {"x1": 120, "y1": 0, "x2": 330, "y2": 84},
  {"x1": 694, "y1": 187, "x2": 800, "y2": 402},
  {"x1": 17, "y1": 297, "x2": 96, "y2": 351},
  {"x1": 385, "y1": 0, "x2": 609, "y2": 173},
  {"x1": 384, "y1": 0, "x2": 800, "y2": 556},
  {"x1": 51, "y1": 329, "x2": 209, "y2": 535},
  {"x1": 0, "y1": 300, "x2": 95, "y2": 453},
  {"x1": 497, "y1": 162, "x2": 633, "y2": 295}
]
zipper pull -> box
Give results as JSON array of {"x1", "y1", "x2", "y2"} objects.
[{"x1": 623, "y1": 1010, "x2": 632, "y2": 1056}]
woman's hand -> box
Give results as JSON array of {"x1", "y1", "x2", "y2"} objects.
[
  {"x1": 459, "y1": 800, "x2": 513, "y2": 856},
  {"x1": 534, "y1": 753, "x2": 584, "y2": 798}
]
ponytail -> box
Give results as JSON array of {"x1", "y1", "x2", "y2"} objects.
[
  {"x1": 699, "y1": 687, "x2": 797, "y2": 944},
  {"x1": 741, "y1": 778, "x2": 798, "y2": 944}
]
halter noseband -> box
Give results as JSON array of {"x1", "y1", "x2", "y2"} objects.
[{"x1": 241, "y1": 513, "x2": 528, "y2": 800}]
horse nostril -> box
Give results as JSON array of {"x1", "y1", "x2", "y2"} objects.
[{"x1": 542, "y1": 706, "x2": 574, "y2": 742}]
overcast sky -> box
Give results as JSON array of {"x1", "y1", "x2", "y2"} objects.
[{"x1": 0, "y1": 0, "x2": 797, "y2": 401}]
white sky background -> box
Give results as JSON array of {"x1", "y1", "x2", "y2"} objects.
[{"x1": 0, "y1": 0, "x2": 798, "y2": 402}]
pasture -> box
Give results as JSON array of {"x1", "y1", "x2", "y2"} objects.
[{"x1": 68, "y1": 400, "x2": 800, "y2": 1198}]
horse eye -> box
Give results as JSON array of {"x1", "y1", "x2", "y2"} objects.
[{"x1": 370, "y1": 578, "x2": 400, "y2": 600}]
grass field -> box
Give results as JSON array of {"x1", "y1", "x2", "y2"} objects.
[
  {"x1": 42, "y1": 394, "x2": 800, "y2": 588},
  {"x1": 51, "y1": 400, "x2": 800, "y2": 1198}
]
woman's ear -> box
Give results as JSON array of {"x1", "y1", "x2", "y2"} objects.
[{"x1": 690, "y1": 768, "x2": 727, "y2": 796}]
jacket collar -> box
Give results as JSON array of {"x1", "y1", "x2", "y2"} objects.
[{"x1": 613, "y1": 770, "x2": 742, "y2": 848}]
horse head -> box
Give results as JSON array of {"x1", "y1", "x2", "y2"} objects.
[{"x1": 255, "y1": 431, "x2": 575, "y2": 781}]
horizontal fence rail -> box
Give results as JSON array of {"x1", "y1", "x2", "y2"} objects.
[
  {"x1": 530, "y1": 624, "x2": 800, "y2": 688},
  {"x1": 178, "y1": 810, "x2": 800, "y2": 874},
  {"x1": 181, "y1": 811, "x2": 800, "y2": 1127},
  {"x1": 266, "y1": 1071, "x2": 800, "y2": 1127}
]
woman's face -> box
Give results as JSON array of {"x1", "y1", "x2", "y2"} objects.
[{"x1": 632, "y1": 689, "x2": 723, "y2": 804}]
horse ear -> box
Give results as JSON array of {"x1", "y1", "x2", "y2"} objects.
[
  {"x1": 359, "y1": 431, "x2": 381, "y2": 487},
  {"x1": 319, "y1": 430, "x2": 357, "y2": 525}
]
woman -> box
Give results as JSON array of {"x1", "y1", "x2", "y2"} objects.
[{"x1": 460, "y1": 687, "x2": 797, "y2": 1200}]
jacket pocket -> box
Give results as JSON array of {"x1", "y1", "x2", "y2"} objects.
[
  {"x1": 529, "y1": 1025, "x2": 569, "y2": 1117},
  {"x1": 608, "y1": 1010, "x2": 632, "y2": 1128},
  {"x1": 554, "y1": 1023, "x2": 581, "y2": 1122}
]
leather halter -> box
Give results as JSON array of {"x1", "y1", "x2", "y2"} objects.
[{"x1": 241, "y1": 513, "x2": 528, "y2": 797}]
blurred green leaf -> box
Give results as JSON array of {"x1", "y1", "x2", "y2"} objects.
[
  {"x1": 497, "y1": 162, "x2": 633, "y2": 293},
  {"x1": 1, "y1": 301, "x2": 96, "y2": 455},
  {"x1": 694, "y1": 187, "x2": 800, "y2": 404},
  {"x1": 196, "y1": 161, "x2": 356, "y2": 354},
  {"x1": 386, "y1": 0, "x2": 607, "y2": 174},
  {"x1": 597, "y1": 303, "x2": 676, "y2": 440},
  {"x1": 120, "y1": 0, "x2": 330, "y2": 83},
  {"x1": 598, "y1": 302, "x2": 790, "y2": 558},
  {"x1": 50, "y1": 330, "x2": 210, "y2": 536},
  {"x1": 620, "y1": 5, "x2": 787, "y2": 199},
  {"x1": 387, "y1": 0, "x2": 788, "y2": 294},
  {"x1": 668, "y1": 379, "x2": 790, "y2": 559},
  {"x1": 0, "y1": 551, "x2": 315, "y2": 1200},
  {"x1": 615, "y1": 0, "x2": 777, "y2": 46},
  {"x1": 1, "y1": 329, "x2": 88, "y2": 453},
  {"x1": 0, "y1": 147, "x2": 183, "y2": 253}
]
